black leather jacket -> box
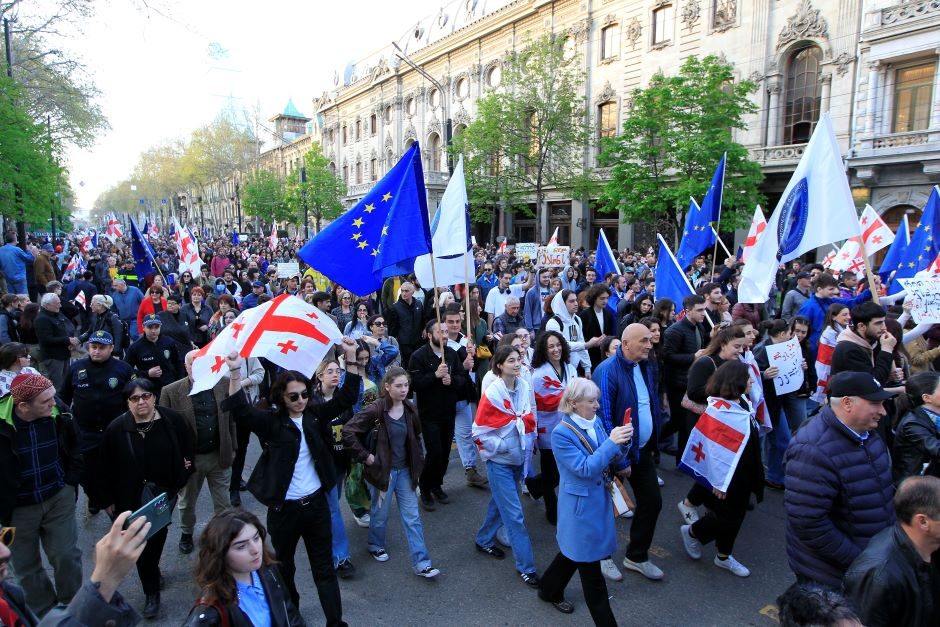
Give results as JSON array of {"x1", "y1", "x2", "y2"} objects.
[
  {"x1": 184, "y1": 565, "x2": 305, "y2": 627},
  {"x1": 892, "y1": 407, "x2": 940, "y2": 485},
  {"x1": 843, "y1": 523, "x2": 940, "y2": 627},
  {"x1": 221, "y1": 373, "x2": 360, "y2": 508}
]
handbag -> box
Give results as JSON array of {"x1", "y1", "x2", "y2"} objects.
[
  {"x1": 560, "y1": 421, "x2": 635, "y2": 516},
  {"x1": 475, "y1": 344, "x2": 492, "y2": 359}
]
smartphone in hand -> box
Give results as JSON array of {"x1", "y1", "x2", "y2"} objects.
[{"x1": 124, "y1": 492, "x2": 172, "y2": 541}]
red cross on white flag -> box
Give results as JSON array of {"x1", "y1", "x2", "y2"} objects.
[
  {"x1": 75, "y1": 290, "x2": 86, "y2": 309},
  {"x1": 858, "y1": 204, "x2": 894, "y2": 255},
  {"x1": 829, "y1": 238, "x2": 862, "y2": 273},
  {"x1": 269, "y1": 222, "x2": 278, "y2": 250},
  {"x1": 740, "y1": 205, "x2": 767, "y2": 263},
  {"x1": 105, "y1": 213, "x2": 123, "y2": 242},
  {"x1": 189, "y1": 293, "x2": 344, "y2": 395},
  {"x1": 173, "y1": 219, "x2": 204, "y2": 276}
]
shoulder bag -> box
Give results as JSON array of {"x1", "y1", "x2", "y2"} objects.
[{"x1": 560, "y1": 421, "x2": 634, "y2": 517}]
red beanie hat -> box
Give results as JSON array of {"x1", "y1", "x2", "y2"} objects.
[{"x1": 10, "y1": 373, "x2": 54, "y2": 405}]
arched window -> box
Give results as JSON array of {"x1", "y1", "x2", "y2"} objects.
[
  {"x1": 783, "y1": 45, "x2": 822, "y2": 145},
  {"x1": 428, "y1": 133, "x2": 442, "y2": 171}
]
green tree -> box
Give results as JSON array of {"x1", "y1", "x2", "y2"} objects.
[
  {"x1": 240, "y1": 168, "x2": 290, "y2": 225},
  {"x1": 454, "y1": 34, "x2": 596, "y2": 242},
  {"x1": 179, "y1": 116, "x2": 256, "y2": 213},
  {"x1": 284, "y1": 143, "x2": 346, "y2": 235},
  {"x1": 601, "y1": 54, "x2": 764, "y2": 244}
]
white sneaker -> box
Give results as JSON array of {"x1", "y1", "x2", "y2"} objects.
[
  {"x1": 714, "y1": 555, "x2": 750, "y2": 577},
  {"x1": 496, "y1": 526, "x2": 511, "y2": 547},
  {"x1": 621, "y1": 557, "x2": 664, "y2": 580},
  {"x1": 416, "y1": 566, "x2": 441, "y2": 578},
  {"x1": 353, "y1": 513, "x2": 371, "y2": 528},
  {"x1": 657, "y1": 475, "x2": 665, "y2": 486},
  {"x1": 619, "y1": 508, "x2": 634, "y2": 519},
  {"x1": 677, "y1": 500, "x2": 700, "y2": 524},
  {"x1": 600, "y1": 558, "x2": 623, "y2": 582},
  {"x1": 680, "y1": 525, "x2": 702, "y2": 560}
]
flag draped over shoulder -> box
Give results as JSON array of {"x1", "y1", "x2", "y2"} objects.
[
  {"x1": 472, "y1": 377, "x2": 536, "y2": 461},
  {"x1": 654, "y1": 234, "x2": 694, "y2": 309},
  {"x1": 414, "y1": 154, "x2": 471, "y2": 288},
  {"x1": 189, "y1": 293, "x2": 344, "y2": 395},
  {"x1": 298, "y1": 142, "x2": 432, "y2": 296},
  {"x1": 678, "y1": 397, "x2": 753, "y2": 492},
  {"x1": 738, "y1": 113, "x2": 862, "y2": 303},
  {"x1": 531, "y1": 362, "x2": 575, "y2": 450}
]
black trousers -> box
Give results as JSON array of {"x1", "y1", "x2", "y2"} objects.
[
  {"x1": 136, "y1": 525, "x2": 168, "y2": 595},
  {"x1": 419, "y1": 417, "x2": 455, "y2": 493},
  {"x1": 540, "y1": 449, "x2": 559, "y2": 522},
  {"x1": 689, "y1": 480, "x2": 751, "y2": 555},
  {"x1": 266, "y1": 491, "x2": 346, "y2": 627},
  {"x1": 539, "y1": 553, "x2": 617, "y2": 627},
  {"x1": 230, "y1": 421, "x2": 253, "y2": 493},
  {"x1": 624, "y1": 446, "x2": 662, "y2": 563}
]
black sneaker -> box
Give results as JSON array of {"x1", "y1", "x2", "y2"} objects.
[
  {"x1": 179, "y1": 534, "x2": 194, "y2": 554},
  {"x1": 420, "y1": 491, "x2": 436, "y2": 511},
  {"x1": 335, "y1": 559, "x2": 355, "y2": 579},
  {"x1": 431, "y1": 487, "x2": 449, "y2": 504},
  {"x1": 475, "y1": 543, "x2": 505, "y2": 559},
  {"x1": 142, "y1": 593, "x2": 160, "y2": 619},
  {"x1": 519, "y1": 571, "x2": 540, "y2": 588},
  {"x1": 369, "y1": 549, "x2": 389, "y2": 562}
]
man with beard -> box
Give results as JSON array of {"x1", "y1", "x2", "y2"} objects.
[{"x1": 830, "y1": 302, "x2": 897, "y2": 387}]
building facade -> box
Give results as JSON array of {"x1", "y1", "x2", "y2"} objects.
[{"x1": 223, "y1": 0, "x2": 938, "y2": 253}]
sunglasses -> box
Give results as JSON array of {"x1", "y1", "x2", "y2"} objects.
[
  {"x1": 286, "y1": 391, "x2": 310, "y2": 402},
  {"x1": 371, "y1": 320, "x2": 385, "y2": 327},
  {"x1": 128, "y1": 392, "x2": 155, "y2": 403},
  {"x1": 0, "y1": 527, "x2": 14, "y2": 547}
]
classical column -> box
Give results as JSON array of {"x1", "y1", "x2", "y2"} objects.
[
  {"x1": 767, "y1": 83, "x2": 781, "y2": 146},
  {"x1": 866, "y1": 61, "x2": 880, "y2": 135},
  {"x1": 820, "y1": 73, "x2": 832, "y2": 114},
  {"x1": 930, "y1": 49, "x2": 940, "y2": 132}
]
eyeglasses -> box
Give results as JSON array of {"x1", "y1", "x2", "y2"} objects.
[
  {"x1": 0, "y1": 527, "x2": 14, "y2": 547},
  {"x1": 128, "y1": 392, "x2": 154, "y2": 403},
  {"x1": 286, "y1": 391, "x2": 310, "y2": 402}
]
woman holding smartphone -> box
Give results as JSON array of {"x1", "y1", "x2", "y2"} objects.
[{"x1": 184, "y1": 509, "x2": 305, "y2": 626}]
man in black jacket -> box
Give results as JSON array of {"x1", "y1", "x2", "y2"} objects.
[
  {"x1": 409, "y1": 319, "x2": 469, "y2": 511},
  {"x1": 843, "y1": 475, "x2": 940, "y2": 627},
  {"x1": 578, "y1": 284, "x2": 615, "y2": 369},
  {"x1": 660, "y1": 294, "x2": 708, "y2": 456},
  {"x1": 830, "y1": 302, "x2": 897, "y2": 387},
  {"x1": 387, "y1": 281, "x2": 424, "y2": 367},
  {"x1": 34, "y1": 292, "x2": 79, "y2": 391},
  {"x1": 124, "y1": 314, "x2": 181, "y2": 397},
  {"x1": 0, "y1": 373, "x2": 83, "y2": 616}
]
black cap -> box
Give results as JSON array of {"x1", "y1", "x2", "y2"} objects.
[
  {"x1": 796, "y1": 272, "x2": 811, "y2": 280},
  {"x1": 827, "y1": 372, "x2": 896, "y2": 401}
]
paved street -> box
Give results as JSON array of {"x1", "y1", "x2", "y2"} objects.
[{"x1": 72, "y1": 441, "x2": 789, "y2": 626}]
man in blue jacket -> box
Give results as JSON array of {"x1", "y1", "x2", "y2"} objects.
[
  {"x1": 0, "y1": 233, "x2": 34, "y2": 296},
  {"x1": 593, "y1": 323, "x2": 664, "y2": 581},
  {"x1": 784, "y1": 372, "x2": 895, "y2": 589}
]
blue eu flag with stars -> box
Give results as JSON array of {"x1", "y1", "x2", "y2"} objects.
[
  {"x1": 297, "y1": 142, "x2": 432, "y2": 296},
  {"x1": 888, "y1": 185, "x2": 940, "y2": 294}
]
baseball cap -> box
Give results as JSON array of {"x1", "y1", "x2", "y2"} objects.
[
  {"x1": 251, "y1": 281, "x2": 264, "y2": 288},
  {"x1": 796, "y1": 272, "x2": 811, "y2": 280},
  {"x1": 88, "y1": 330, "x2": 114, "y2": 345},
  {"x1": 142, "y1": 314, "x2": 162, "y2": 327},
  {"x1": 827, "y1": 372, "x2": 896, "y2": 401},
  {"x1": 41, "y1": 243, "x2": 54, "y2": 253}
]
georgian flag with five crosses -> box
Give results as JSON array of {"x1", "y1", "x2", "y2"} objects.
[
  {"x1": 678, "y1": 397, "x2": 754, "y2": 492},
  {"x1": 188, "y1": 293, "x2": 344, "y2": 395},
  {"x1": 859, "y1": 204, "x2": 895, "y2": 255}
]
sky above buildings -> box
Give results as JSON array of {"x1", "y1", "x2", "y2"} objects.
[{"x1": 52, "y1": 0, "x2": 452, "y2": 210}]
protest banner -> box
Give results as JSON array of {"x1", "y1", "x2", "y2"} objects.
[
  {"x1": 515, "y1": 243, "x2": 538, "y2": 263},
  {"x1": 769, "y1": 337, "x2": 804, "y2": 395},
  {"x1": 276, "y1": 262, "x2": 301, "y2": 278},
  {"x1": 537, "y1": 245, "x2": 570, "y2": 268},
  {"x1": 897, "y1": 277, "x2": 940, "y2": 324}
]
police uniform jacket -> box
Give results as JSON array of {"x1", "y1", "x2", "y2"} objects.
[{"x1": 125, "y1": 334, "x2": 180, "y2": 391}]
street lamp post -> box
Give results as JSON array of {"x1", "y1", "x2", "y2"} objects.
[
  {"x1": 392, "y1": 42, "x2": 453, "y2": 175},
  {"x1": 300, "y1": 166, "x2": 309, "y2": 239},
  {"x1": 234, "y1": 182, "x2": 242, "y2": 232}
]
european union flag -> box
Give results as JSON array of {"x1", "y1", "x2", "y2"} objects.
[
  {"x1": 130, "y1": 217, "x2": 158, "y2": 279},
  {"x1": 232, "y1": 229, "x2": 240, "y2": 246},
  {"x1": 888, "y1": 185, "x2": 940, "y2": 294},
  {"x1": 594, "y1": 229, "x2": 619, "y2": 312},
  {"x1": 297, "y1": 143, "x2": 432, "y2": 296},
  {"x1": 655, "y1": 234, "x2": 694, "y2": 309},
  {"x1": 675, "y1": 198, "x2": 715, "y2": 270},
  {"x1": 878, "y1": 213, "x2": 910, "y2": 282},
  {"x1": 700, "y1": 153, "x2": 725, "y2": 224}
]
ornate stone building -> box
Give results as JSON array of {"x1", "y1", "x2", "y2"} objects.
[{"x1": 244, "y1": 0, "x2": 937, "y2": 251}]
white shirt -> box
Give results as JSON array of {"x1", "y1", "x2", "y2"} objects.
[
  {"x1": 484, "y1": 283, "x2": 526, "y2": 317},
  {"x1": 285, "y1": 416, "x2": 322, "y2": 499}
]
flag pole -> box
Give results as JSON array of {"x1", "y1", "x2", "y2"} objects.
[
  {"x1": 710, "y1": 226, "x2": 733, "y2": 258},
  {"x1": 463, "y1": 249, "x2": 473, "y2": 344},
  {"x1": 428, "y1": 254, "x2": 447, "y2": 365},
  {"x1": 859, "y1": 239, "x2": 881, "y2": 305}
]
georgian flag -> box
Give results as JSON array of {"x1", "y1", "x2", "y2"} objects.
[
  {"x1": 80, "y1": 231, "x2": 95, "y2": 253},
  {"x1": 859, "y1": 204, "x2": 894, "y2": 255},
  {"x1": 531, "y1": 362, "x2": 576, "y2": 449},
  {"x1": 740, "y1": 205, "x2": 766, "y2": 263},
  {"x1": 811, "y1": 326, "x2": 839, "y2": 404},
  {"x1": 547, "y1": 226, "x2": 559, "y2": 247},
  {"x1": 821, "y1": 246, "x2": 838, "y2": 269},
  {"x1": 742, "y1": 351, "x2": 771, "y2": 432},
  {"x1": 472, "y1": 376, "x2": 536, "y2": 462},
  {"x1": 75, "y1": 290, "x2": 86, "y2": 309},
  {"x1": 829, "y1": 238, "x2": 866, "y2": 277},
  {"x1": 105, "y1": 213, "x2": 123, "y2": 242},
  {"x1": 63, "y1": 254, "x2": 85, "y2": 279},
  {"x1": 173, "y1": 218, "x2": 204, "y2": 276},
  {"x1": 269, "y1": 222, "x2": 278, "y2": 250},
  {"x1": 678, "y1": 397, "x2": 753, "y2": 492},
  {"x1": 189, "y1": 293, "x2": 344, "y2": 395}
]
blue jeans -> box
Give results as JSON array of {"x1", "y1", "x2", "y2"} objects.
[
  {"x1": 327, "y1": 480, "x2": 351, "y2": 566},
  {"x1": 368, "y1": 467, "x2": 432, "y2": 573},
  {"x1": 475, "y1": 461, "x2": 536, "y2": 575},
  {"x1": 454, "y1": 401, "x2": 479, "y2": 469}
]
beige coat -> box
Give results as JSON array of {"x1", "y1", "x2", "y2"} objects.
[{"x1": 159, "y1": 376, "x2": 237, "y2": 468}]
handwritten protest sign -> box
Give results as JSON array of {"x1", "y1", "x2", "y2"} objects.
[
  {"x1": 515, "y1": 243, "x2": 538, "y2": 263},
  {"x1": 537, "y1": 246, "x2": 570, "y2": 268},
  {"x1": 897, "y1": 278, "x2": 940, "y2": 324},
  {"x1": 769, "y1": 337, "x2": 804, "y2": 396},
  {"x1": 276, "y1": 262, "x2": 300, "y2": 278}
]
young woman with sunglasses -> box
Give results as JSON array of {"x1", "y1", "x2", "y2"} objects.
[{"x1": 222, "y1": 338, "x2": 361, "y2": 627}]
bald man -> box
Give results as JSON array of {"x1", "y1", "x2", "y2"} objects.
[{"x1": 593, "y1": 323, "x2": 665, "y2": 581}]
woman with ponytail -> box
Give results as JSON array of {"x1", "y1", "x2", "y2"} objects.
[{"x1": 892, "y1": 371, "x2": 940, "y2": 484}]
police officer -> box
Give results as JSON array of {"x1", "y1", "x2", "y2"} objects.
[
  {"x1": 59, "y1": 330, "x2": 136, "y2": 512},
  {"x1": 124, "y1": 314, "x2": 180, "y2": 397},
  {"x1": 115, "y1": 259, "x2": 139, "y2": 289}
]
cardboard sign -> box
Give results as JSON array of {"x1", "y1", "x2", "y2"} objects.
[
  {"x1": 276, "y1": 262, "x2": 300, "y2": 278},
  {"x1": 769, "y1": 337, "x2": 804, "y2": 396},
  {"x1": 897, "y1": 278, "x2": 940, "y2": 324},
  {"x1": 515, "y1": 243, "x2": 538, "y2": 263},
  {"x1": 537, "y1": 246, "x2": 570, "y2": 268}
]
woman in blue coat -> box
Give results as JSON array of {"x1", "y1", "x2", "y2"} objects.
[{"x1": 537, "y1": 378, "x2": 632, "y2": 625}]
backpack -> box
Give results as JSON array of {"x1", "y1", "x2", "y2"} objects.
[{"x1": 536, "y1": 313, "x2": 564, "y2": 338}]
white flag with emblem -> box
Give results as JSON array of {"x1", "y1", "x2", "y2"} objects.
[{"x1": 189, "y1": 294, "x2": 343, "y2": 395}]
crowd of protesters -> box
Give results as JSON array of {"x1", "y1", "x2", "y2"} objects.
[{"x1": 0, "y1": 225, "x2": 938, "y2": 627}]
